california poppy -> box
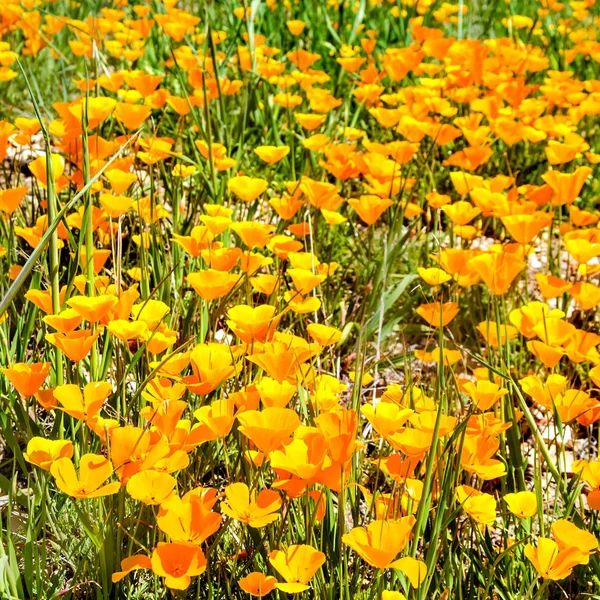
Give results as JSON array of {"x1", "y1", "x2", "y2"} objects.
[
  {"x1": 126, "y1": 470, "x2": 177, "y2": 505},
  {"x1": 239, "y1": 572, "x2": 277, "y2": 597},
  {"x1": 237, "y1": 408, "x2": 301, "y2": 455},
  {"x1": 53, "y1": 381, "x2": 112, "y2": 421},
  {"x1": 348, "y1": 195, "x2": 394, "y2": 225},
  {"x1": 228, "y1": 176, "x2": 269, "y2": 203},
  {"x1": 542, "y1": 166, "x2": 592, "y2": 206},
  {"x1": 51, "y1": 454, "x2": 120, "y2": 498},
  {"x1": 227, "y1": 304, "x2": 279, "y2": 344},
  {"x1": 456, "y1": 485, "x2": 496, "y2": 526},
  {"x1": 416, "y1": 301, "x2": 459, "y2": 327},
  {"x1": 1, "y1": 362, "x2": 51, "y2": 397},
  {"x1": 220, "y1": 482, "x2": 281, "y2": 527},
  {"x1": 192, "y1": 398, "x2": 237, "y2": 440},
  {"x1": 269, "y1": 545, "x2": 325, "y2": 593},
  {"x1": 342, "y1": 517, "x2": 420, "y2": 573},
  {"x1": 45, "y1": 329, "x2": 101, "y2": 362},
  {"x1": 187, "y1": 270, "x2": 239, "y2": 301},
  {"x1": 24, "y1": 437, "x2": 73, "y2": 470},
  {"x1": 504, "y1": 491, "x2": 537, "y2": 519},
  {"x1": 468, "y1": 251, "x2": 525, "y2": 295},
  {"x1": 254, "y1": 145, "x2": 290, "y2": 164},
  {"x1": 150, "y1": 542, "x2": 207, "y2": 590}
]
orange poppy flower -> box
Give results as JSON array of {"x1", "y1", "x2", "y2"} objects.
[
  {"x1": 220, "y1": 482, "x2": 281, "y2": 527},
  {"x1": 525, "y1": 538, "x2": 587, "y2": 581},
  {"x1": 468, "y1": 251, "x2": 525, "y2": 295},
  {"x1": 1, "y1": 362, "x2": 51, "y2": 397},
  {"x1": 200, "y1": 247, "x2": 241, "y2": 271},
  {"x1": 295, "y1": 113, "x2": 326, "y2": 131},
  {"x1": 28, "y1": 154, "x2": 65, "y2": 188},
  {"x1": 504, "y1": 491, "x2": 538, "y2": 519},
  {"x1": 348, "y1": 195, "x2": 394, "y2": 225},
  {"x1": 150, "y1": 542, "x2": 207, "y2": 590},
  {"x1": 535, "y1": 274, "x2": 572, "y2": 299},
  {"x1": 126, "y1": 470, "x2": 177, "y2": 505},
  {"x1": 418, "y1": 267, "x2": 452, "y2": 285},
  {"x1": 99, "y1": 193, "x2": 134, "y2": 218},
  {"x1": 573, "y1": 460, "x2": 600, "y2": 509},
  {"x1": 269, "y1": 544, "x2": 325, "y2": 593},
  {"x1": 231, "y1": 222, "x2": 276, "y2": 248},
  {"x1": 239, "y1": 572, "x2": 277, "y2": 596},
  {"x1": 228, "y1": 176, "x2": 269, "y2": 203},
  {"x1": 43, "y1": 309, "x2": 84, "y2": 334},
  {"x1": 166, "y1": 95, "x2": 192, "y2": 116},
  {"x1": 114, "y1": 103, "x2": 152, "y2": 130},
  {"x1": 552, "y1": 519, "x2": 598, "y2": 558},
  {"x1": 172, "y1": 226, "x2": 214, "y2": 257},
  {"x1": 24, "y1": 437, "x2": 73, "y2": 470},
  {"x1": 125, "y1": 72, "x2": 163, "y2": 96},
  {"x1": 237, "y1": 407, "x2": 301, "y2": 455},
  {"x1": 106, "y1": 319, "x2": 149, "y2": 343},
  {"x1": 197, "y1": 215, "x2": 231, "y2": 238},
  {"x1": 361, "y1": 402, "x2": 414, "y2": 438},
  {"x1": 184, "y1": 344, "x2": 238, "y2": 396},
  {"x1": 287, "y1": 268, "x2": 326, "y2": 295},
  {"x1": 112, "y1": 555, "x2": 152, "y2": 583},
  {"x1": 50, "y1": 454, "x2": 120, "y2": 498},
  {"x1": 564, "y1": 330, "x2": 600, "y2": 364},
  {"x1": 415, "y1": 301, "x2": 459, "y2": 327},
  {"x1": 342, "y1": 517, "x2": 416, "y2": 569},
  {"x1": 110, "y1": 425, "x2": 170, "y2": 482},
  {"x1": 226, "y1": 304, "x2": 279, "y2": 344},
  {"x1": 570, "y1": 205, "x2": 599, "y2": 227},
  {"x1": 45, "y1": 329, "x2": 102, "y2": 362},
  {"x1": 0, "y1": 187, "x2": 27, "y2": 214},
  {"x1": 303, "y1": 133, "x2": 331, "y2": 152},
  {"x1": 509, "y1": 301, "x2": 564, "y2": 338},
  {"x1": 269, "y1": 195, "x2": 304, "y2": 220},
  {"x1": 570, "y1": 282, "x2": 600, "y2": 310},
  {"x1": 386, "y1": 428, "x2": 434, "y2": 460},
  {"x1": 239, "y1": 251, "x2": 274, "y2": 275},
  {"x1": 415, "y1": 347, "x2": 461, "y2": 367},
  {"x1": 269, "y1": 432, "x2": 328, "y2": 483},
  {"x1": 156, "y1": 488, "x2": 221, "y2": 544},
  {"x1": 105, "y1": 168, "x2": 137, "y2": 195},
  {"x1": 187, "y1": 270, "x2": 239, "y2": 301},
  {"x1": 475, "y1": 321, "x2": 518, "y2": 348},
  {"x1": 442, "y1": 146, "x2": 493, "y2": 170},
  {"x1": 287, "y1": 48, "x2": 321, "y2": 70},
  {"x1": 192, "y1": 398, "x2": 237, "y2": 440},
  {"x1": 253, "y1": 377, "x2": 294, "y2": 408},
  {"x1": 501, "y1": 212, "x2": 553, "y2": 244},
  {"x1": 247, "y1": 342, "x2": 305, "y2": 383},
  {"x1": 67, "y1": 294, "x2": 118, "y2": 323},
  {"x1": 524, "y1": 520, "x2": 597, "y2": 583},
  {"x1": 456, "y1": 485, "x2": 496, "y2": 526},
  {"x1": 53, "y1": 381, "x2": 111, "y2": 421},
  {"x1": 305, "y1": 323, "x2": 341, "y2": 346},
  {"x1": 254, "y1": 145, "x2": 290, "y2": 164},
  {"x1": 462, "y1": 380, "x2": 509, "y2": 411},
  {"x1": 314, "y1": 409, "x2": 359, "y2": 464},
  {"x1": 542, "y1": 166, "x2": 592, "y2": 206}
]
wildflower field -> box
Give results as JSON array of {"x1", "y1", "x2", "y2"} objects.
[{"x1": 5, "y1": 0, "x2": 600, "y2": 598}]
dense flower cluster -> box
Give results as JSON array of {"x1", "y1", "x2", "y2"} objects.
[{"x1": 2, "y1": 0, "x2": 600, "y2": 598}]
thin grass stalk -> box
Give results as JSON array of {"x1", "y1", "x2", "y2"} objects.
[
  {"x1": 411, "y1": 302, "x2": 447, "y2": 557},
  {"x1": 81, "y1": 85, "x2": 99, "y2": 381}
]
